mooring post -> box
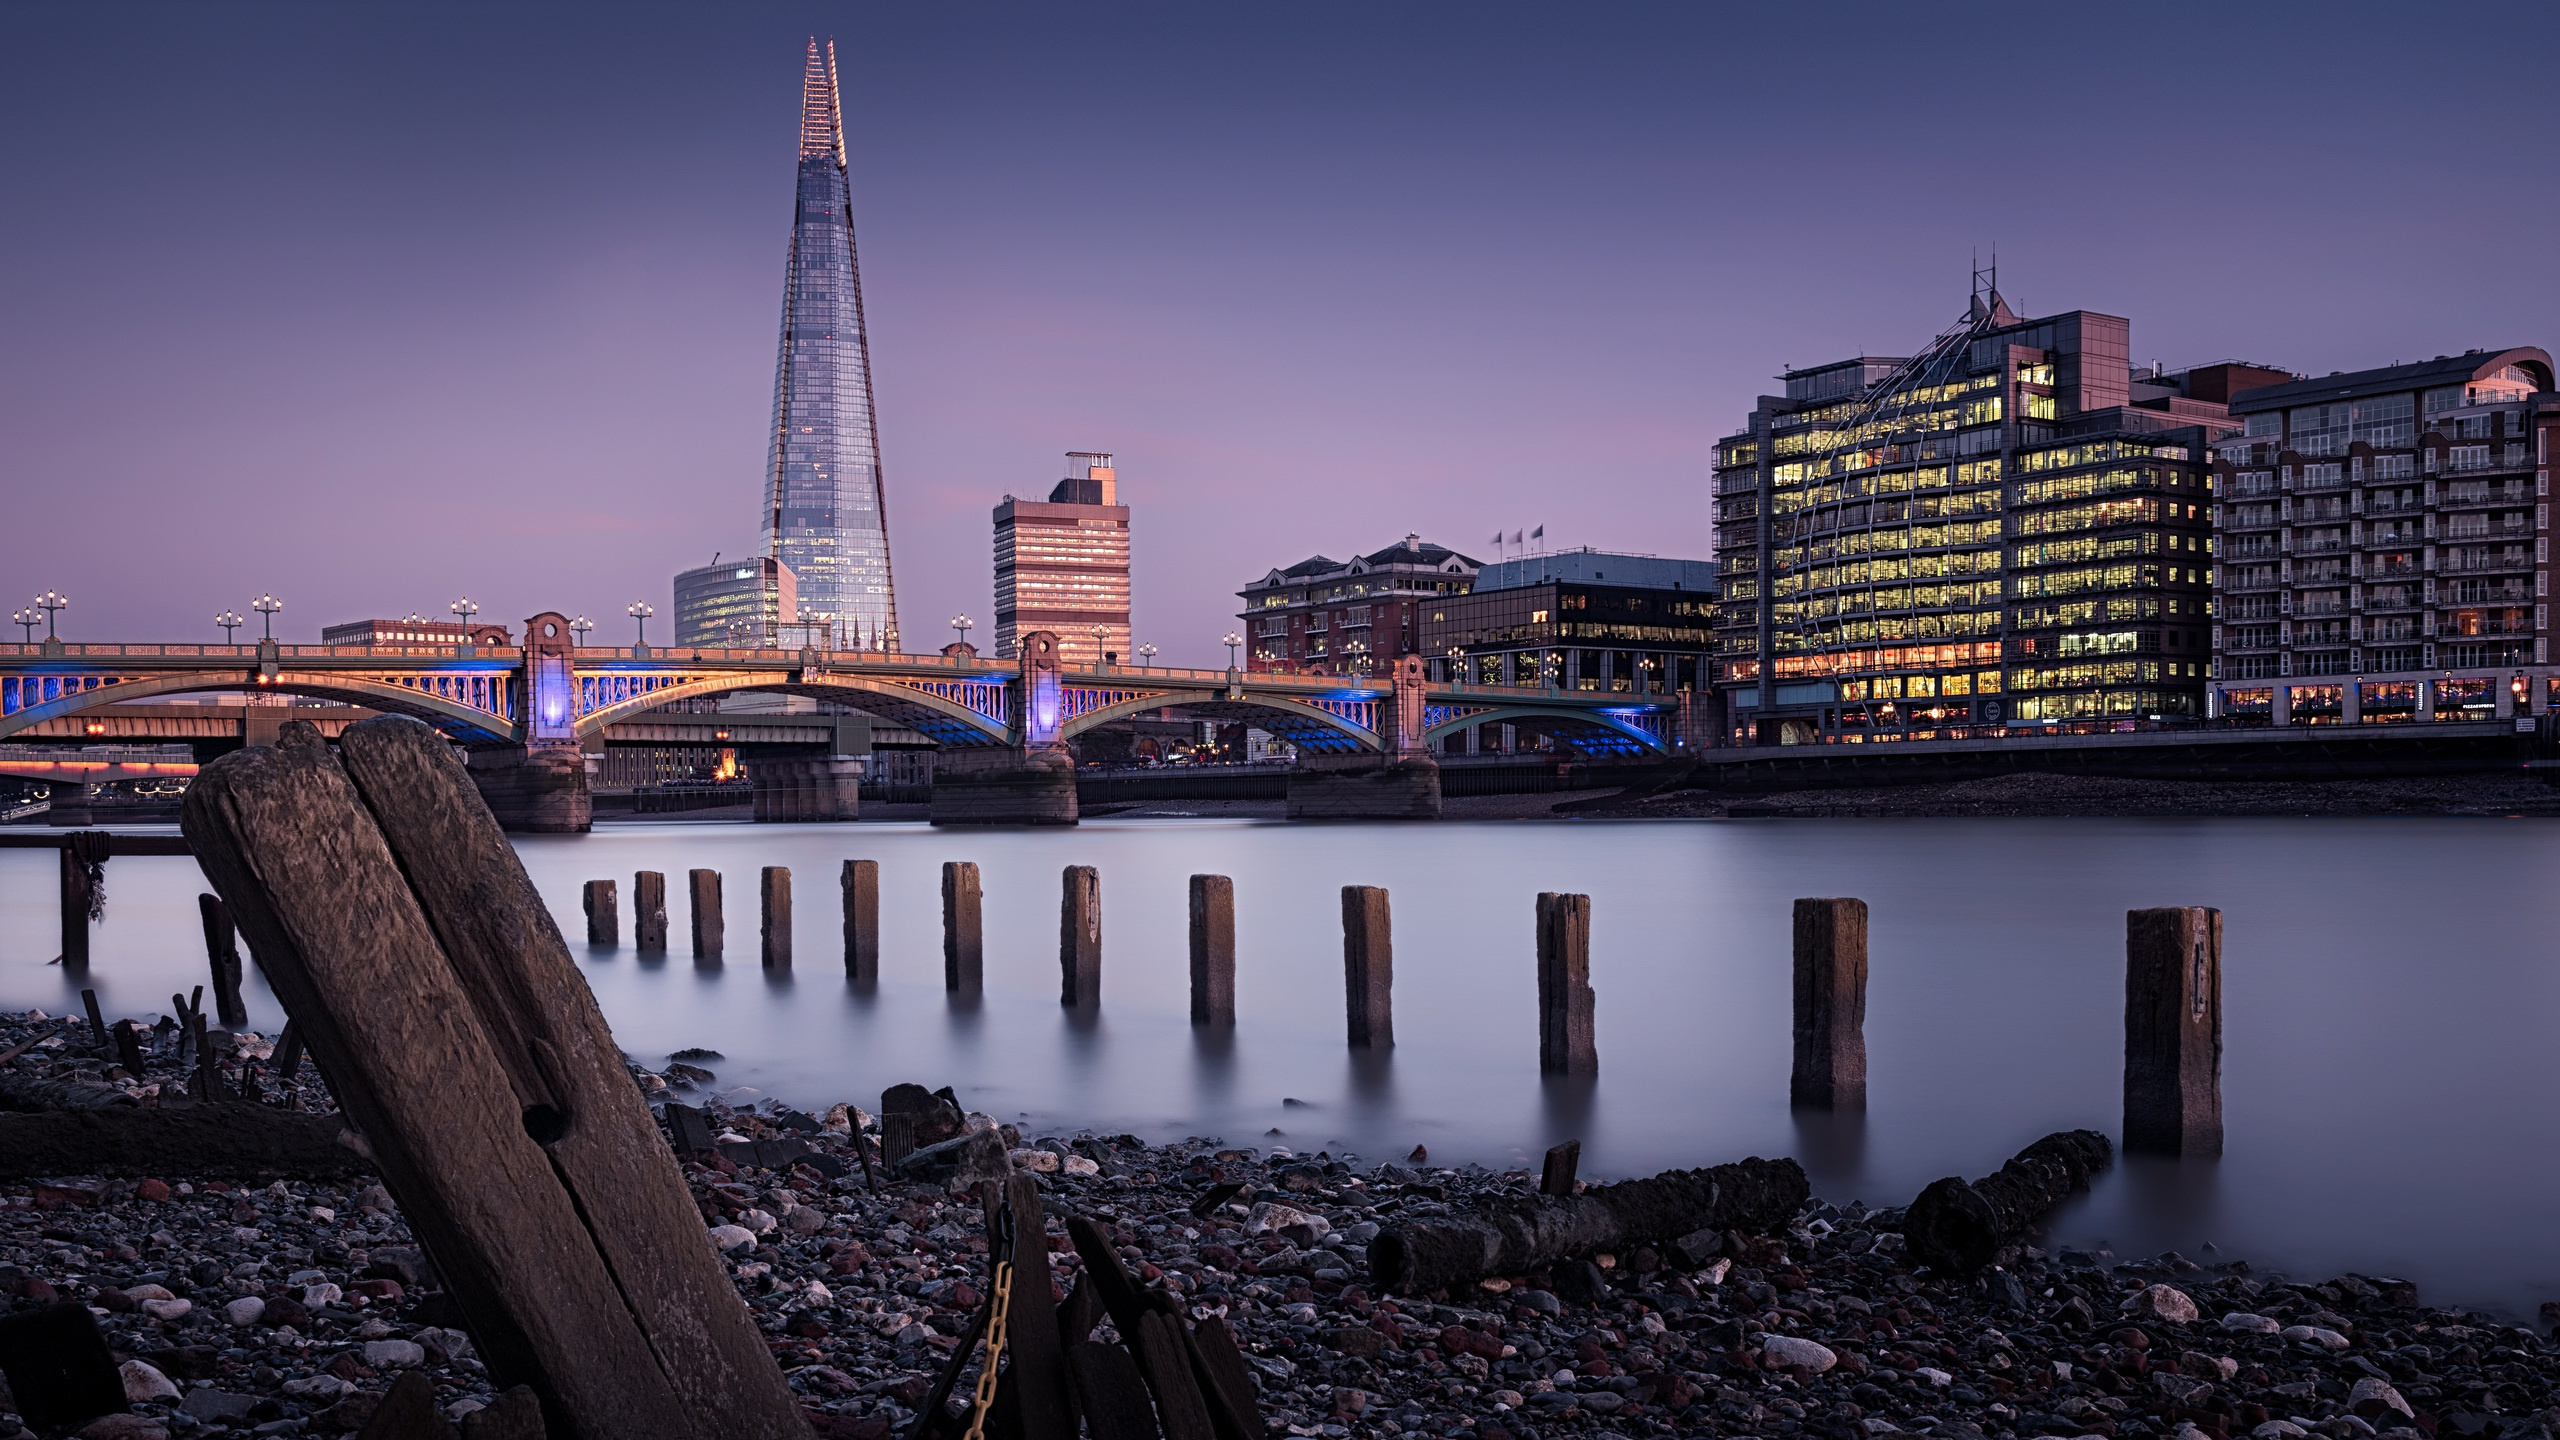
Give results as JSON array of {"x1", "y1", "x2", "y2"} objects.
[
  {"x1": 760, "y1": 867, "x2": 791, "y2": 970},
  {"x1": 1790, "y1": 897, "x2": 1869, "y2": 1110},
  {"x1": 80, "y1": 987, "x2": 106, "y2": 1047},
  {"x1": 582, "y1": 879, "x2": 619, "y2": 947},
  {"x1": 1536, "y1": 891, "x2": 1598, "y2": 1076},
  {"x1": 2125, "y1": 905, "x2": 2222, "y2": 1156},
  {"x1": 942, "y1": 861, "x2": 983, "y2": 992},
  {"x1": 633, "y1": 870, "x2": 667, "y2": 954},
  {"x1": 1541, "y1": 1139, "x2": 1581, "y2": 1197},
  {"x1": 1060, "y1": 865, "x2": 1101, "y2": 1007},
  {"x1": 1188, "y1": 874, "x2": 1235, "y2": 1026},
  {"x1": 199, "y1": 893, "x2": 248, "y2": 1027},
  {"x1": 689, "y1": 868, "x2": 723, "y2": 960},
  {"x1": 1341, "y1": 885, "x2": 1393, "y2": 1048},
  {"x1": 841, "y1": 859, "x2": 879, "y2": 983},
  {"x1": 58, "y1": 842, "x2": 92, "y2": 971}
]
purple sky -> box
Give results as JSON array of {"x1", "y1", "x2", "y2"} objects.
[{"x1": 6, "y1": 4, "x2": 2557, "y2": 665}]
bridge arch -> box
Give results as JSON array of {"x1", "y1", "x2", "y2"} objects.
[
  {"x1": 0, "y1": 671, "x2": 517, "y2": 743},
  {"x1": 1421, "y1": 704, "x2": 1671, "y2": 756},
  {"x1": 571, "y1": 672, "x2": 1013, "y2": 747},
  {"x1": 1058, "y1": 690, "x2": 1385, "y2": 752}
]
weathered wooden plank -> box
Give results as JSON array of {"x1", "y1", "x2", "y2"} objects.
[
  {"x1": 1790, "y1": 897, "x2": 1867, "y2": 1110},
  {"x1": 0, "y1": 1102, "x2": 370, "y2": 1179},
  {"x1": 1067, "y1": 1340, "x2": 1162, "y2": 1440},
  {"x1": 689, "y1": 868, "x2": 724, "y2": 960},
  {"x1": 1182, "y1": 1315, "x2": 1260, "y2": 1440},
  {"x1": 942, "y1": 862, "x2": 982, "y2": 992},
  {"x1": 2125, "y1": 905, "x2": 2221, "y2": 1156},
  {"x1": 1187, "y1": 876, "x2": 1233, "y2": 1026},
  {"x1": 1535, "y1": 892, "x2": 1595, "y2": 1076},
  {"x1": 201, "y1": 893, "x2": 249, "y2": 1026},
  {"x1": 1340, "y1": 886, "x2": 1392, "y2": 1048},
  {"x1": 841, "y1": 859, "x2": 879, "y2": 983},
  {"x1": 581, "y1": 880, "x2": 618, "y2": 948},
  {"x1": 184, "y1": 718, "x2": 801, "y2": 1440},
  {"x1": 1130, "y1": 1313, "x2": 1215, "y2": 1440},
  {"x1": 980, "y1": 1175, "x2": 1072, "y2": 1440}
]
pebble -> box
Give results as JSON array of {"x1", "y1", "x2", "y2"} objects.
[
  {"x1": 2125, "y1": 1282, "x2": 2202, "y2": 1322},
  {"x1": 1764, "y1": 1334, "x2": 1839, "y2": 1371},
  {"x1": 224, "y1": 1295, "x2": 267, "y2": 1326},
  {"x1": 119, "y1": 1358, "x2": 180, "y2": 1403},
  {"x1": 364, "y1": 1338, "x2": 428, "y2": 1368}
]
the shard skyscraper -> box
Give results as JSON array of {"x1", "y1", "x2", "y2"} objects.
[{"x1": 764, "y1": 39, "x2": 899, "y2": 651}]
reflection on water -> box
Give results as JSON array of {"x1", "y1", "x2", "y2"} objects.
[{"x1": 7, "y1": 814, "x2": 2560, "y2": 1316}]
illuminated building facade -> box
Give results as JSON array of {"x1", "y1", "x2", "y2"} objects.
[
  {"x1": 1421, "y1": 549, "x2": 1717, "y2": 693},
  {"x1": 2208, "y1": 349, "x2": 2560, "y2": 725},
  {"x1": 994, "y1": 453, "x2": 1131, "y2": 666},
  {"x1": 762, "y1": 39, "x2": 899, "y2": 652},
  {"x1": 1712, "y1": 290, "x2": 2249, "y2": 744},
  {"x1": 1237, "y1": 536, "x2": 1478, "y2": 678},
  {"x1": 674, "y1": 556, "x2": 798, "y2": 649}
]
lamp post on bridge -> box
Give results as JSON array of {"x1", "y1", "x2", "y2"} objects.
[
  {"x1": 1138, "y1": 642, "x2": 1157, "y2": 669},
  {"x1": 35, "y1": 591, "x2": 68, "y2": 641},
  {"x1": 250, "y1": 594, "x2": 283, "y2": 641},
  {"x1": 449, "y1": 597, "x2": 478, "y2": 657},
  {"x1": 1091, "y1": 624, "x2": 1110, "y2": 670},
  {"x1": 570, "y1": 615, "x2": 593, "y2": 649},
  {"x1": 1222, "y1": 631, "x2": 1243, "y2": 669},
  {"x1": 216, "y1": 610, "x2": 245, "y2": 643},
  {"x1": 10, "y1": 608, "x2": 37, "y2": 643},
  {"x1": 950, "y1": 615, "x2": 972, "y2": 652},
  {"x1": 627, "y1": 601, "x2": 653, "y2": 657}
]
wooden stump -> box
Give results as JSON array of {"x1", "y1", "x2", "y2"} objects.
[
  {"x1": 759, "y1": 867, "x2": 790, "y2": 970},
  {"x1": 688, "y1": 869, "x2": 722, "y2": 961},
  {"x1": 1541, "y1": 1140, "x2": 1581, "y2": 1198},
  {"x1": 632, "y1": 871, "x2": 666, "y2": 954},
  {"x1": 1536, "y1": 892, "x2": 1596, "y2": 1076},
  {"x1": 57, "y1": 841, "x2": 94, "y2": 971},
  {"x1": 840, "y1": 859, "x2": 878, "y2": 983},
  {"x1": 1060, "y1": 865, "x2": 1101, "y2": 1007},
  {"x1": 1341, "y1": 886, "x2": 1393, "y2": 1048},
  {"x1": 199, "y1": 894, "x2": 250, "y2": 1027},
  {"x1": 943, "y1": 861, "x2": 982, "y2": 993},
  {"x1": 581, "y1": 880, "x2": 618, "y2": 948},
  {"x1": 180, "y1": 717, "x2": 807, "y2": 1440},
  {"x1": 1791, "y1": 897, "x2": 1868, "y2": 1111},
  {"x1": 2124, "y1": 906, "x2": 2221, "y2": 1156},
  {"x1": 1189, "y1": 875, "x2": 1235, "y2": 1026}
]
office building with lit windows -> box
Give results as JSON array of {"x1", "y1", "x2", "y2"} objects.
[
  {"x1": 994, "y1": 453, "x2": 1131, "y2": 666},
  {"x1": 674, "y1": 556, "x2": 798, "y2": 649},
  {"x1": 1237, "y1": 536, "x2": 1479, "y2": 678},
  {"x1": 1420, "y1": 548, "x2": 1717, "y2": 693},
  {"x1": 761, "y1": 39, "x2": 900, "y2": 652},
  {"x1": 1711, "y1": 290, "x2": 2249, "y2": 744},
  {"x1": 2207, "y1": 348, "x2": 2560, "y2": 725}
]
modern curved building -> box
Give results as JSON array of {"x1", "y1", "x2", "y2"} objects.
[{"x1": 763, "y1": 38, "x2": 900, "y2": 651}]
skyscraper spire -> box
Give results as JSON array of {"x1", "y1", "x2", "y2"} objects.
[{"x1": 765, "y1": 37, "x2": 899, "y2": 650}]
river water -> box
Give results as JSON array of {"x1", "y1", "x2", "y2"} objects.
[{"x1": 5, "y1": 815, "x2": 2557, "y2": 1318}]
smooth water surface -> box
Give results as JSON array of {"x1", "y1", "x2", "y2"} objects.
[{"x1": 6, "y1": 815, "x2": 2557, "y2": 1317}]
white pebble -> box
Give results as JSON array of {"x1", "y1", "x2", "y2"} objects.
[
  {"x1": 120, "y1": 1360, "x2": 180, "y2": 1403},
  {"x1": 223, "y1": 1297, "x2": 266, "y2": 1327},
  {"x1": 1763, "y1": 1336, "x2": 1837, "y2": 1372},
  {"x1": 139, "y1": 1298, "x2": 192, "y2": 1321}
]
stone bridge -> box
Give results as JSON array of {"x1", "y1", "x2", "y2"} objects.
[{"x1": 1, "y1": 615, "x2": 1705, "y2": 828}]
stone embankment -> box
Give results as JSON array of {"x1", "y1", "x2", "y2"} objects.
[
  {"x1": 6, "y1": 1007, "x2": 2560, "y2": 1439},
  {"x1": 1602, "y1": 771, "x2": 2560, "y2": 820}
]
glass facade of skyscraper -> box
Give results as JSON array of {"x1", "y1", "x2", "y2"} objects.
[{"x1": 764, "y1": 39, "x2": 899, "y2": 651}]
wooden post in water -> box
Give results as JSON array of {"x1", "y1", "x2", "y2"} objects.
[
  {"x1": 582, "y1": 880, "x2": 618, "y2": 947},
  {"x1": 1536, "y1": 892, "x2": 1597, "y2": 1076},
  {"x1": 942, "y1": 861, "x2": 982, "y2": 993},
  {"x1": 1541, "y1": 1140, "x2": 1581, "y2": 1197},
  {"x1": 58, "y1": 842, "x2": 93, "y2": 972},
  {"x1": 1341, "y1": 885, "x2": 1393, "y2": 1048},
  {"x1": 841, "y1": 859, "x2": 879, "y2": 983},
  {"x1": 1790, "y1": 897, "x2": 1868, "y2": 1110},
  {"x1": 1060, "y1": 865, "x2": 1101, "y2": 1007},
  {"x1": 633, "y1": 871, "x2": 667, "y2": 954},
  {"x1": 1188, "y1": 874, "x2": 1235, "y2": 1026},
  {"x1": 180, "y1": 716, "x2": 809, "y2": 1439},
  {"x1": 199, "y1": 894, "x2": 249, "y2": 1027},
  {"x1": 689, "y1": 869, "x2": 723, "y2": 960},
  {"x1": 2124, "y1": 905, "x2": 2222, "y2": 1156},
  {"x1": 760, "y1": 867, "x2": 791, "y2": 970}
]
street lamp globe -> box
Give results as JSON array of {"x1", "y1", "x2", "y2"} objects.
[
  {"x1": 1222, "y1": 631, "x2": 1244, "y2": 668},
  {"x1": 627, "y1": 601, "x2": 654, "y2": 650},
  {"x1": 950, "y1": 615, "x2": 973, "y2": 647},
  {"x1": 10, "y1": 608, "x2": 37, "y2": 643},
  {"x1": 34, "y1": 591, "x2": 69, "y2": 640},
  {"x1": 1137, "y1": 643, "x2": 1158, "y2": 667},
  {"x1": 570, "y1": 615, "x2": 594, "y2": 647},
  {"x1": 251, "y1": 593, "x2": 284, "y2": 641},
  {"x1": 215, "y1": 610, "x2": 245, "y2": 642}
]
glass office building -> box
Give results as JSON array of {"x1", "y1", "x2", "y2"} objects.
[{"x1": 762, "y1": 39, "x2": 900, "y2": 651}]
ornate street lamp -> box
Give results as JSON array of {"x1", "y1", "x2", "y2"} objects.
[
  {"x1": 627, "y1": 601, "x2": 653, "y2": 650},
  {"x1": 1091, "y1": 625, "x2": 1109, "y2": 667},
  {"x1": 1137, "y1": 643, "x2": 1158, "y2": 667},
  {"x1": 251, "y1": 593, "x2": 283, "y2": 641},
  {"x1": 1222, "y1": 631, "x2": 1244, "y2": 668},
  {"x1": 950, "y1": 615, "x2": 973, "y2": 648},
  {"x1": 449, "y1": 596, "x2": 478, "y2": 631},
  {"x1": 215, "y1": 610, "x2": 245, "y2": 643},
  {"x1": 35, "y1": 591, "x2": 69, "y2": 640},
  {"x1": 11, "y1": 608, "x2": 37, "y2": 643},
  {"x1": 570, "y1": 615, "x2": 594, "y2": 647}
]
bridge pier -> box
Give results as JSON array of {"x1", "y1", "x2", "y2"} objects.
[
  {"x1": 465, "y1": 747, "x2": 591, "y2": 833},
  {"x1": 746, "y1": 756, "x2": 861, "y2": 822},
  {"x1": 929, "y1": 747, "x2": 1078, "y2": 825}
]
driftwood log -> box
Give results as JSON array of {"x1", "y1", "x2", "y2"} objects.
[
  {"x1": 0, "y1": 1104, "x2": 370, "y2": 1179},
  {"x1": 0, "y1": 1074, "x2": 137, "y2": 1112},
  {"x1": 1901, "y1": 1129, "x2": 2112, "y2": 1274},
  {"x1": 181, "y1": 717, "x2": 808, "y2": 1440},
  {"x1": 1368, "y1": 1155, "x2": 1808, "y2": 1296}
]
